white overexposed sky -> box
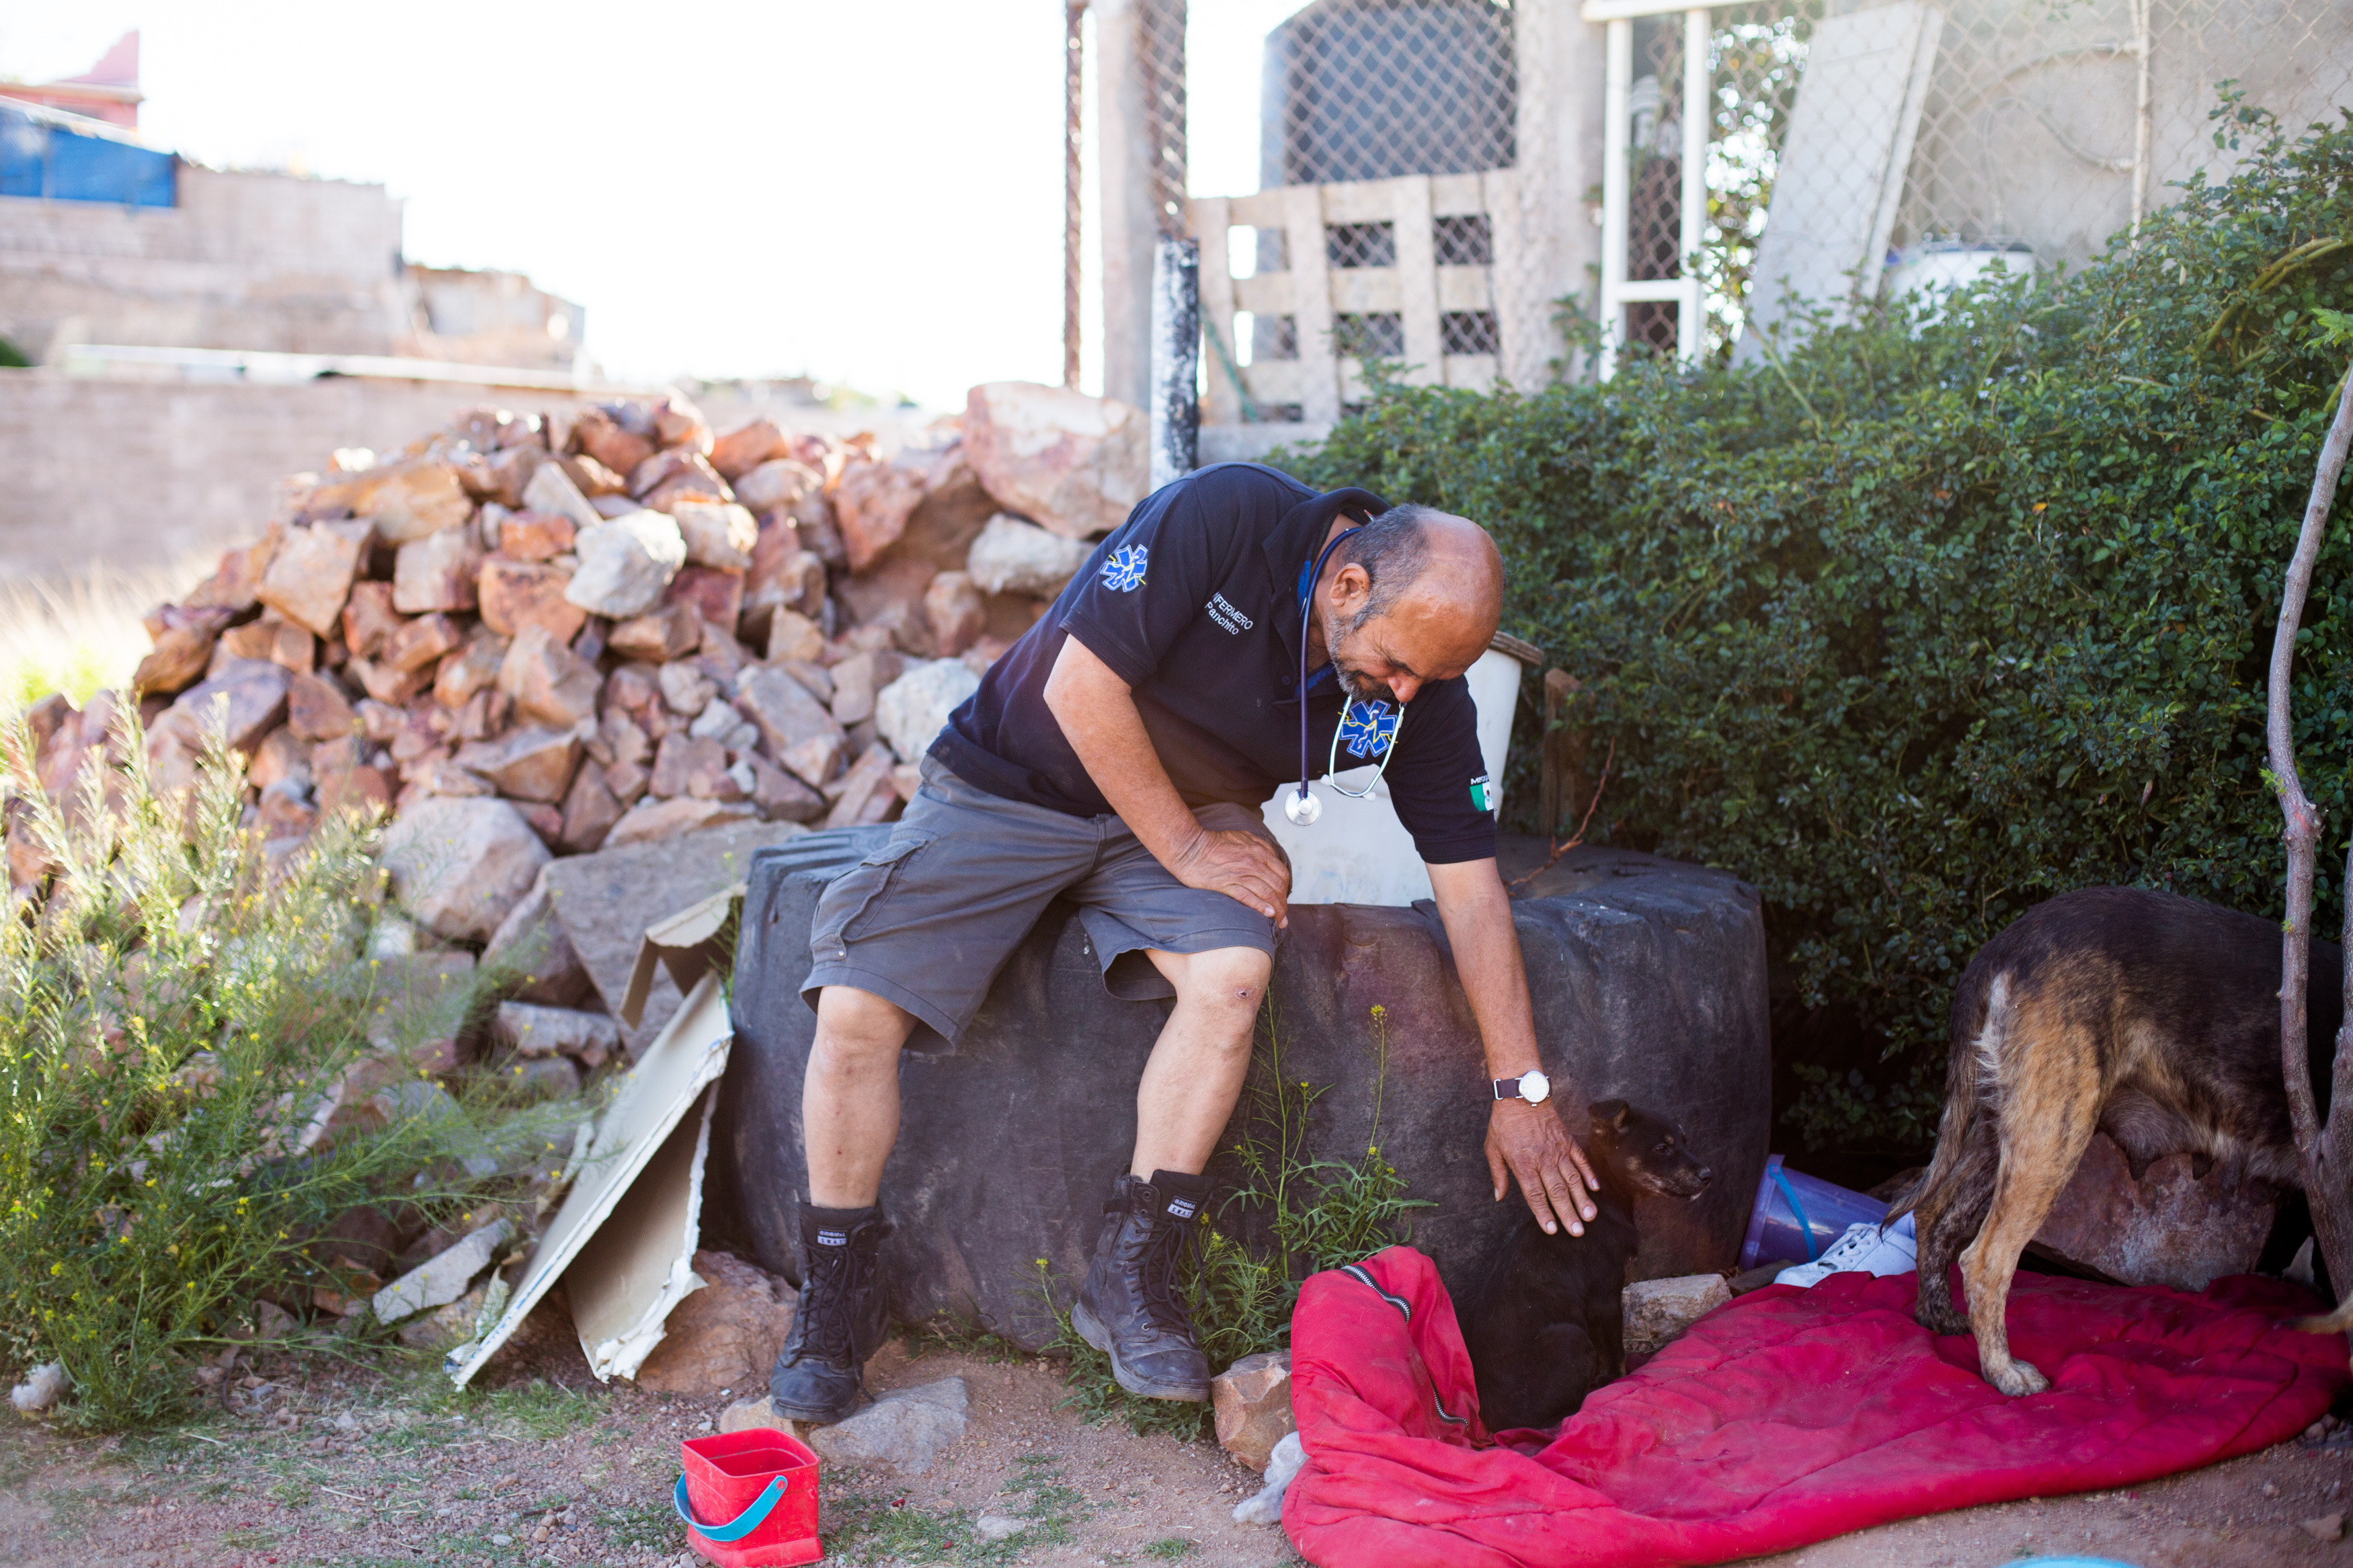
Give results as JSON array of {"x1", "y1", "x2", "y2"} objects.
[{"x1": 0, "y1": 2, "x2": 1304, "y2": 410}]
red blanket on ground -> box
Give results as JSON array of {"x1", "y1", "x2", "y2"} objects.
[{"x1": 1285, "y1": 1246, "x2": 2346, "y2": 1567}]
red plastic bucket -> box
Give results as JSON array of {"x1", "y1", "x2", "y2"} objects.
[{"x1": 676, "y1": 1428, "x2": 822, "y2": 1567}]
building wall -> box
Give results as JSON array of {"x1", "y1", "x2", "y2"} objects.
[
  {"x1": 0, "y1": 166, "x2": 407, "y2": 361},
  {"x1": 1902, "y1": 0, "x2": 2353, "y2": 269},
  {"x1": 0, "y1": 370, "x2": 588, "y2": 583}
]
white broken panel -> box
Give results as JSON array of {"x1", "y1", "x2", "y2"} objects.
[
  {"x1": 443, "y1": 971, "x2": 732, "y2": 1387},
  {"x1": 566, "y1": 1085, "x2": 716, "y2": 1380},
  {"x1": 1735, "y1": 1, "x2": 1944, "y2": 360}
]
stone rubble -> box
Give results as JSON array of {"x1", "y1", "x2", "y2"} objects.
[
  {"x1": 372, "y1": 1219, "x2": 515, "y2": 1325},
  {"x1": 14, "y1": 383, "x2": 1148, "y2": 1385}
]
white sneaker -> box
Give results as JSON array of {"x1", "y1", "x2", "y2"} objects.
[{"x1": 1774, "y1": 1211, "x2": 1917, "y2": 1287}]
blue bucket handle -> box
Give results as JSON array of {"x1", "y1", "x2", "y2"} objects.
[
  {"x1": 1770, "y1": 1163, "x2": 1821, "y2": 1262},
  {"x1": 674, "y1": 1473, "x2": 789, "y2": 1543}
]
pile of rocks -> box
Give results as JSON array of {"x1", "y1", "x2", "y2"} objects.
[{"x1": 17, "y1": 380, "x2": 1140, "y2": 905}]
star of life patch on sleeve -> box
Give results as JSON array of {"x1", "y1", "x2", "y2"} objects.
[{"x1": 1101, "y1": 543, "x2": 1149, "y2": 592}]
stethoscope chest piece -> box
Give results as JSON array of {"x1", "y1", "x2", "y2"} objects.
[{"x1": 1283, "y1": 785, "x2": 1323, "y2": 827}]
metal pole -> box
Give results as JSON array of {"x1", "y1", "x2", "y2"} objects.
[
  {"x1": 1598, "y1": 18, "x2": 1633, "y2": 380},
  {"x1": 1065, "y1": 2, "x2": 1086, "y2": 389},
  {"x1": 1678, "y1": 8, "x2": 1710, "y2": 364},
  {"x1": 2128, "y1": 0, "x2": 2153, "y2": 239},
  {"x1": 1149, "y1": 235, "x2": 1199, "y2": 489}
]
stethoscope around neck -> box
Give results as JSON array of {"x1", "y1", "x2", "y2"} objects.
[{"x1": 1284, "y1": 526, "x2": 1406, "y2": 827}]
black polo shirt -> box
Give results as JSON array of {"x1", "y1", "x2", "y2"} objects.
[{"x1": 930, "y1": 462, "x2": 1498, "y2": 864}]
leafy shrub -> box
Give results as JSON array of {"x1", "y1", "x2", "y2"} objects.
[
  {"x1": 0, "y1": 712, "x2": 561, "y2": 1428},
  {"x1": 1282, "y1": 101, "x2": 2353, "y2": 1148}
]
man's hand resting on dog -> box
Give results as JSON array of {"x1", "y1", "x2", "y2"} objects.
[{"x1": 1486, "y1": 1100, "x2": 1601, "y2": 1237}]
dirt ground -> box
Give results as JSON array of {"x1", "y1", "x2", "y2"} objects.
[{"x1": 2, "y1": 1302, "x2": 2348, "y2": 1568}]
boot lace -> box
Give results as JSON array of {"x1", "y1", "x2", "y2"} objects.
[
  {"x1": 793, "y1": 1230, "x2": 875, "y2": 1366},
  {"x1": 1131, "y1": 1196, "x2": 1207, "y2": 1338}
]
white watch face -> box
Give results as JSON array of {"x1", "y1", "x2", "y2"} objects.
[{"x1": 1519, "y1": 1070, "x2": 1551, "y2": 1105}]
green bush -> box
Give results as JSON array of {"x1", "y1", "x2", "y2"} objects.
[
  {"x1": 1, "y1": 713, "x2": 563, "y2": 1428},
  {"x1": 1282, "y1": 100, "x2": 2353, "y2": 1148}
]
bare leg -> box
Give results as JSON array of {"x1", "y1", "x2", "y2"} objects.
[
  {"x1": 803, "y1": 985, "x2": 918, "y2": 1208},
  {"x1": 1130, "y1": 946, "x2": 1273, "y2": 1178}
]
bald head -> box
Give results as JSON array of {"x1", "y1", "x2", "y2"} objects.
[{"x1": 1316, "y1": 503, "x2": 1503, "y2": 705}]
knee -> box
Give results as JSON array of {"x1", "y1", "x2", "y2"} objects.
[
  {"x1": 814, "y1": 985, "x2": 914, "y2": 1063},
  {"x1": 1174, "y1": 948, "x2": 1272, "y2": 1020}
]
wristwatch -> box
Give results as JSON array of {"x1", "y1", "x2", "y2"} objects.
[{"x1": 1492, "y1": 1069, "x2": 1552, "y2": 1105}]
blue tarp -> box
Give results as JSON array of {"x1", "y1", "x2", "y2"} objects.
[{"x1": 0, "y1": 104, "x2": 175, "y2": 207}]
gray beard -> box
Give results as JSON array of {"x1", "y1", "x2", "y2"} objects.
[
  {"x1": 1322, "y1": 603, "x2": 1398, "y2": 706},
  {"x1": 1336, "y1": 666, "x2": 1398, "y2": 706}
]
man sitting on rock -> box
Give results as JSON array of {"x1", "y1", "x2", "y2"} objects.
[{"x1": 770, "y1": 461, "x2": 1599, "y2": 1421}]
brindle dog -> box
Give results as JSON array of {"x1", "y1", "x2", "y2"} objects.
[
  {"x1": 1893, "y1": 885, "x2": 2342, "y2": 1395},
  {"x1": 1464, "y1": 1100, "x2": 1714, "y2": 1431}
]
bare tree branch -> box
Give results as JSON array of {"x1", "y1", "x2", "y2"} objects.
[{"x1": 2269, "y1": 353, "x2": 2353, "y2": 1307}]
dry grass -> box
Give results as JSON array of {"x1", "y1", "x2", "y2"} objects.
[{"x1": 0, "y1": 559, "x2": 206, "y2": 714}]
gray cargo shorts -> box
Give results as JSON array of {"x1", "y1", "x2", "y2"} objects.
[{"x1": 801, "y1": 755, "x2": 1284, "y2": 1044}]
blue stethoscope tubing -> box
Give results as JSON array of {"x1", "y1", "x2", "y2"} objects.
[{"x1": 1290, "y1": 526, "x2": 1405, "y2": 825}]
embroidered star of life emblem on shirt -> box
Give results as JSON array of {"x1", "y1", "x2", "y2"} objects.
[
  {"x1": 1101, "y1": 544, "x2": 1149, "y2": 592},
  {"x1": 1338, "y1": 700, "x2": 1400, "y2": 760}
]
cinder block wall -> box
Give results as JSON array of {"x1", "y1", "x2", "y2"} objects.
[
  {"x1": 0, "y1": 372, "x2": 587, "y2": 585},
  {"x1": 0, "y1": 167, "x2": 407, "y2": 361}
]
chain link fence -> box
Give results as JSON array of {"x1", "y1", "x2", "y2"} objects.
[
  {"x1": 1147, "y1": 0, "x2": 2352, "y2": 420},
  {"x1": 1621, "y1": 0, "x2": 2353, "y2": 366}
]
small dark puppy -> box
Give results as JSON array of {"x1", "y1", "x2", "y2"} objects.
[{"x1": 1464, "y1": 1100, "x2": 1715, "y2": 1432}]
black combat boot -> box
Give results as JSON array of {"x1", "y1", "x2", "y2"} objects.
[
  {"x1": 768, "y1": 1203, "x2": 892, "y2": 1423},
  {"x1": 1072, "y1": 1169, "x2": 1211, "y2": 1401}
]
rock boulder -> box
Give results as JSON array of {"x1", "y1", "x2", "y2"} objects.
[
  {"x1": 962, "y1": 383, "x2": 1146, "y2": 540},
  {"x1": 2031, "y1": 1132, "x2": 2280, "y2": 1290},
  {"x1": 382, "y1": 797, "x2": 551, "y2": 942},
  {"x1": 1211, "y1": 1350, "x2": 1294, "y2": 1472},
  {"x1": 874, "y1": 659, "x2": 980, "y2": 764},
  {"x1": 719, "y1": 840, "x2": 1770, "y2": 1348},
  {"x1": 539, "y1": 819, "x2": 808, "y2": 1053},
  {"x1": 964, "y1": 513, "x2": 1094, "y2": 597},
  {"x1": 567, "y1": 511, "x2": 686, "y2": 619},
  {"x1": 805, "y1": 1377, "x2": 969, "y2": 1476},
  {"x1": 633, "y1": 1250, "x2": 797, "y2": 1395}
]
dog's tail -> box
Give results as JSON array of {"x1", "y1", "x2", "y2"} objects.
[{"x1": 1886, "y1": 971, "x2": 2009, "y2": 1234}]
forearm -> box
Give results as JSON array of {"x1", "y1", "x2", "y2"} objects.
[
  {"x1": 1043, "y1": 634, "x2": 1203, "y2": 866},
  {"x1": 1428, "y1": 859, "x2": 1551, "y2": 1084}
]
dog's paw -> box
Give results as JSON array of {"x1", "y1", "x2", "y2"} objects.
[{"x1": 1988, "y1": 1358, "x2": 2049, "y2": 1397}]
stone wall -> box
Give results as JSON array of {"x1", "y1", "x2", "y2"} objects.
[{"x1": 0, "y1": 372, "x2": 589, "y2": 583}]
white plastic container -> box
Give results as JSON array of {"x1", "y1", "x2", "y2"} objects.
[{"x1": 1260, "y1": 647, "x2": 1523, "y2": 907}]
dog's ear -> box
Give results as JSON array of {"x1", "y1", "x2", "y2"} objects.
[{"x1": 1591, "y1": 1098, "x2": 1631, "y2": 1132}]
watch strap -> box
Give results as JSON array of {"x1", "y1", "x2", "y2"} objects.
[{"x1": 1492, "y1": 1077, "x2": 1523, "y2": 1101}]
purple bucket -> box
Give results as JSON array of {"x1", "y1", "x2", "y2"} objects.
[{"x1": 1738, "y1": 1155, "x2": 1890, "y2": 1270}]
